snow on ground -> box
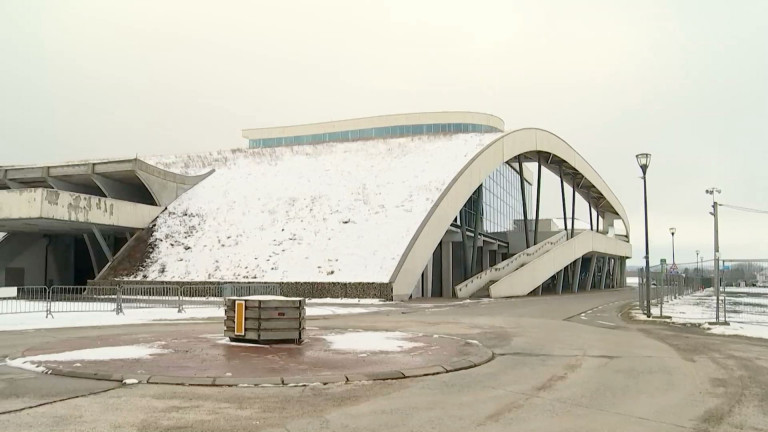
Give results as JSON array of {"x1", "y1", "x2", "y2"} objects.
[
  {"x1": 304, "y1": 306, "x2": 390, "y2": 316},
  {"x1": 319, "y1": 331, "x2": 424, "y2": 352},
  {"x1": 5, "y1": 343, "x2": 170, "y2": 372},
  {"x1": 631, "y1": 288, "x2": 768, "y2": 339},
  {"x1": 306, "y1": 298, "x2": 390, "y2": 305},
  {"x1": 0, "y1": 303, "x2": 395, "y2": 332},
  {"x1": 0, "y1": 307, "x2": 221, "y2": 332},
  {"x1": 132, "y1": 133, "x2": 501, "y2": 282}
]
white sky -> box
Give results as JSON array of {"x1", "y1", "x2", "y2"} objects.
[{"x1": 1, "y1": 0, "x2": 767, "y2": 267}]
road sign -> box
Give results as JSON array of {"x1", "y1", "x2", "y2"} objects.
[{"x1": 669, "y1": 263, "x2": 679, "y2": 274}]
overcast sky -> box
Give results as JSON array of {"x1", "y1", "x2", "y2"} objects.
[{"x1": 1, "y1": 0, "x2": 766, "y2": 267}]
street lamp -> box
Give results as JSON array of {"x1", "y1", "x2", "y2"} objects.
[
  {"x1": 636, "y1": 153, "x2": 652, "y2": 318},
  {"x1": 706, "y1": 187, "x2": 722, "y2": 322},
  {"x1": 669, "y1": 227, "x2": 676, "y2": 264},
  {"x1": 696, "y1": 249, "x2": 700, "y2": 291},
  {"x1": 696, "y1": 250, "x2": 700, "y2": 274}
]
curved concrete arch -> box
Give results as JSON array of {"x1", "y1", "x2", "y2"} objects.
[
  {"x1": 389, "y1": 128, "x2": 630, "y2": 300},
  {"x1": 133, "y1": 159, "x2": 215, "y2": 207}
]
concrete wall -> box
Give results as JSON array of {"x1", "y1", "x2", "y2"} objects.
[
  {"x1": 242, "y1": 112, "x2": 505, "y2": 140},
  {"x1": 92, "y1": 280, "x2": 394, "y2": 300},
  {"x1": 0, "y1": 233, "x2": 74, "y2": 286}
]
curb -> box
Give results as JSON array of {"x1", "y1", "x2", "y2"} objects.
[{"x1": 28, "y1": 341, "x2": 494, "y2": 388}]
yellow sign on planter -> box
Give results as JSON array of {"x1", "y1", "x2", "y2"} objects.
[{"x1": 234, "y1": 300, "x2": 246, "y2": 337}]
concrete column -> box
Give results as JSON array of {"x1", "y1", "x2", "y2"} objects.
[
  {"x1": 585, "y1": 254, "x2": 598, "y2": 291},
  {"x1": 441, "y1": 239, "x2": 453, "y2": 298},
  {"x1": 482, "y1": 246, "x2": 490, "y2": 271},
  {"x1": 494, "y1": 250, "x2": 503, "y2": 266},
  {"x1": 424, "y1": 256, "x2": 433, "y2": 298},
  {"x1": 91, "y1": 226, "x2": 113, "y2": 261},
  {"x1": 555, "y1": 269, "x2": 565, "y2": 294},
  {"x1": 572, "y1": 257, "x2": 583, "y2": 293},
  {"x1": 613, "y1": 258, "x2": 621, "y2": 289},
  {"x1": 412, "y1": 277, "x2": 422, "y2": 299},
  {"x1": 599, "y1": 256, "x2": 609, "y2": 290},
  {"x1": 83, "y1": 234, "x2": 100, "y2": 276},
  {"x1": 621, "y1": 258, "x2": 627, "y2": 287}
]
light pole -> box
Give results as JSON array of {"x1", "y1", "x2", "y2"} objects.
[
  {"x1": 696, "y1": 250, "x2": 700, "y2": 274},
  {"x1": 636, "y1": 153, "x2": 652, "y2": 318},
  {"x1": 669, "y1": 227, "x2": 676, "y2": 265},
  {"x1": 696, "y1": 249, "x2": 700, "y2": 292},
  {"x1": 706, "y1": 187, "x2": 722, "y2": 322}
]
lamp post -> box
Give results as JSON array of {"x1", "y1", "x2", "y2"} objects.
[
  {"x1": 669, "y1": 227, "x2": 676, "y2": 265},
  {"x1": 636, "y1": 153, "x2": 652, "y2": 318},
  {"x1": 706, "y1": 187, "x2": 722, "y2": 322},
  {"x1": 696, "y1": 249, "x2": 700, "y2": 293}
]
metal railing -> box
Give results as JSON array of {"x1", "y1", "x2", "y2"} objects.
[
  {"x1": 721, "y1": 285, "x2": 768, "y2": 324},
  {"x1": 454, "y1": 231, "x2": 569, "y2": 298},
  {"x1": 638, "y1": 259, "x2": 768, "y2": 325},
  {"x1": 48, "y1": 286, "x2": 118, "y2": 314},
  {"x1": 0, "y1": 283, "x2": 282, "y2": 318},
  {"x1": 0, "y1": 286, "x2": 50, "y2": 316}
]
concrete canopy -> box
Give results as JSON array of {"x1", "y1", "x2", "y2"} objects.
[
  {"x1": 390, "y1": 128, "x2": 630, "y2": 300},
  {"x1": 0, "y1": 158, "x2": 213, "y2": 208},
  {"x1": 0, "y1": 188, "x2": 162, "y2": 234}
]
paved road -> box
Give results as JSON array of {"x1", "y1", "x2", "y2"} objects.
[{"x1": 2, "y1": 288, "x2": 768, "y2": 431}]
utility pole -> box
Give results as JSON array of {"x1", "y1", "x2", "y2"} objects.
[{"x1": 706, "y1": 187, "x2": 721, "y2": 322}]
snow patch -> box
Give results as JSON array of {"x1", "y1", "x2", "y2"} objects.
[
  {"x1": 319, "y1": 331, "x2": 424, "y2": 352},
  {"x1": 122, "y1": 379, "x2": 140, "y2": 385},
  {"x1": 306, "y1": 298, "x2": 391, "y2": 305},
  {"x1": 13, "y1": 343, "x2": 170, "y2": 364},
  {"x1": 305, "y1": 306, "x2": 389, "y2": 316},
  {"x1": 0, "y1": 303, "x2": 395, "y2": 332}
]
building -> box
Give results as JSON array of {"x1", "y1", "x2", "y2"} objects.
[{"x1": 0, "y1": 112, "x2": 631, "y2": 300}]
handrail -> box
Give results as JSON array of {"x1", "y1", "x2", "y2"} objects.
[{"x1": 455, "y1": 231, "x2": 569, "y2": 298}]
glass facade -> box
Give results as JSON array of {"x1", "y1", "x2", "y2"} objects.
[
  {"x1": 459, "y1": 163, "x2": 532, "y2": 234},
  {"x1": 248, "y1": 122, "x2": 500, "y2": 148}
]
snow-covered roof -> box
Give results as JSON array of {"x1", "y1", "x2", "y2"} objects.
[{"x1": 128, "y1": 133, "x2": 501, "y2": 282}]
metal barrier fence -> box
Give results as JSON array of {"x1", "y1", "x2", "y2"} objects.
[
  {"x1": 121, "y1": 285, "x2": 182, "y2": 312},
  {"x1": 0, "y1": 286, "x2": 50, "y2": 316},
  {"x1": 0, "y1": 283, "x2": 282, "y2": 318},
  {"x1": 638, "y1": 259, "x2": 768, "y2": 324},
  {"x1": 721, "y1": 285, "x2": 768, "y2": 324},
  {"x1": 48, "y1": 286, "x2": 118, "y2": 314}
]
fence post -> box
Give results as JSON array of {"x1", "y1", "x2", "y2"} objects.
[
  {"x1": 177, "y1": 285, "x2": 185, "y2": 313},
  {"x1": 115, "y1": 286, "x2": 124, "y2": 315},
  {"x1": 45, "y1": 287, "x2": 53, "y2": 319}
]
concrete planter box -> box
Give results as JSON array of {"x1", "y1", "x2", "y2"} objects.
[{"x1": 224, "y1": 296, "x2": 306, "y2": 344}]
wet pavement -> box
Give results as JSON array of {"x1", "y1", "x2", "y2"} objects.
[{"x1": 16, "y1": 324, "x2": 489, "y2": 381}]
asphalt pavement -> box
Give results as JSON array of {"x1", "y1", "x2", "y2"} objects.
[{"x1": 2, "y1": 288, "x2": 768, "y2": 431}]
